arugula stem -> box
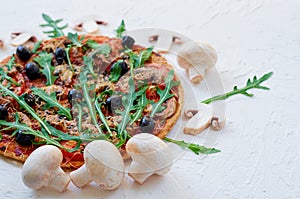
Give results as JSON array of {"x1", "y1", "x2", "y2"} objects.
[
  {"x1": 65, "y1": 47, "x2": 74, "y2": 72},
  {"x1": 0, "y1": 84, "x2": 53, "y2": 135},
  {"x1": 76, "y1": 103, "x2": 82, "y2": 132},
  {"x1": 82, "y1": 82, "x2": 103, "y2": 134},
  {"x1": 201, "y1": 72, "x2": 273, "y2": 104},
  {"x1": 95, "y1": 96, "x2": 112, "y2": 137},
  {"x1": 164, "y1": 137, "x2": 221, "y2": 155}
]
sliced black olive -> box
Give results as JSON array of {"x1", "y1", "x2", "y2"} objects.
[
  {"x1": 25, "y1": 62, "x2": 39, "y2": 80},
  {"x1": 24, "y1": 93, "x2": 36, "y2": 106},
  {"x1": 105, "y1": 95, "x2": 122, "y2": 112},
  {"x1": 110, "y1": 61, "x2": 129, "y2": 76},
  {"x1": 54, "y1": 47, "x2": 67, "y2": 65},
  {"x1": 140, "y1": 115, "x2": 155, "y2": 134},
  {"x1": 121, "y1": 36, "x2": 135, "y2": 49},
  {"x1": 15, "y1": 130, "x2": 34, "y2": 146},
  {"x1": 0, "y1": 105, "x2": 8, "y2": 120},
  {"x1": 16, "y1": 45, "x2": 32, "y2": 61},
  {"x1": 68, "y1": 89, "x2": 82, "y2": 103}
]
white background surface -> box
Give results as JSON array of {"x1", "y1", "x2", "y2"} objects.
[{"x1": 0, "y1": 0, "x2": 299, "y2": 198}]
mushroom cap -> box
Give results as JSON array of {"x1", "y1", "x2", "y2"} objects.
[
  {"x1": 22, "y1": 145, "x2": 63, "y2": 189},
  {"x1": 84, "y1": 140, "x2": 124, "y2": 190},
  {"x1": 177, "y1": 41, "x2": 217, "y2": 70},
  {"x1": 126, "y1": 133, "x2": 173, "y2": 172}
]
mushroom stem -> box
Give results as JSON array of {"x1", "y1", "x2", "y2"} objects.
[
  {"x1": 128, "y1": 161, "x2": 153, "y2": 184},
  {"x1": 48, "y1": 167, "x2": 70, "y2": 192},
  {"x1": 188, "y1": 66, "x2": 205, "y2": 84},
  {"x1": 69, "y1": 165, "x2": 92, "y2": 188}
]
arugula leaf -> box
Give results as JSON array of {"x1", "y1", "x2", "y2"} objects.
[
  {"x1": 79, "y1": 72, "x2": 103, "y2": 135},
  {"x1": 201, "y1": 72, "x2": 273, "y2": 104},
  {"x1": 40, "y1": 13, "x2": 67, "y2": 38},
  {"x1": 34, "y1": 52, "x2": 57, "y2": 86},
  {"x1": 83, "y1": 56, "x2": 95, "y2": 76},
  {"x1": 129, "y1": 92, "x2": 149, "y2": 125},
  {"x1": 115, "y1": 20, "x2": 126, "y2": 38},
  {"x1": 150, "y1": 69, "x2": 179, "y2": 117},
  {"x1": 125, "y1": 47, "x2": 153, "y2": 68},
  {"x1": 32, "y1": 88, "x2": 72, "y2": 120},
  {"x1": 0, "y1": 68, "x2": 20, "y2": 86},
  {"x1": 32, "y1": 40, "x2": 42, "y2": 54},
  {"x1": 95, "y1": 96, "x2": 112, "y2": 137},
  {"x1": 5, "y1": 56, "x2": 15, "y2": 71},
  {"x1": 164, "y1": 137, "x2": 221, "y2": 155},
  {"x1": 67, "y1": 32, "x2": 84, "y2": 47},
  {"x1": 87, "y1": 41, "x2": 111, "y2": 57},
  {"x1": 0, "y1": 84, "x2": 54, "y2": 136},
  {"x1": 109, "y1": 60, "x2": 123, "y2": 82}
]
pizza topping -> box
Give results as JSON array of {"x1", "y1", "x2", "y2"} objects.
[
  {"x1": 139, "y1": 115, "x2": 155, "y2": 134},
  {"x1": 68, "y1": 89, "x2": 82, "y2": 104},
  {"x1": 32, "y1": 88, "x2": 72, "y2": 120},
  {"x1": 0, "y1": 68, "x2": 20, "y2": 86},
  {"x1": 0, "y1": 104, "x2": 8, "y2": 120},
  {"x1": 24, "y1": 93, "x2": 36, "y2": 106},
  {"x1": 16, "y1": 45, "x2": 32, "y2": 61},
  {"x1": 121, "y1": 36, "x2": 135, "y2": 49},
  {"x1": 25, "y1": 62, "x2": 40, "y2": 80},
  {"x1": 15, "y1": 130, "x2": 35, "y2": 146},
  {"x1": 34, "y1": 52, "x2": 57, "y2": 86},
  {"x1": 104, "y1": 95, "x2": 122, "y2": 113},
  {"x1": 126, "y1": 133, "x2": 173, "y2": 184},
  {"x1": 22, "y1": 145, "x2": 70, "y2": 192},
  {"x1": 70, "y1": 140, "x2": 124, "y2": 189},
  {"x1": 54, "y1": 47, "x2": 67, "y2": 65},
  {"x1": 115, "y1": 19, "x2": 126, "y2": 38},
  {"x1": 109, "y1": 60, "x2": 129, "y2": 82},
  {"x1": 5, "y1": 56, "x2": 16, "y2": 71}
]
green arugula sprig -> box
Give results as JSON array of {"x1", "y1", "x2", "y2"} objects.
[
  {"x1": 86, "y1": 40, "x2": 112, "y2": 57},
  {"x1": 109, "y1": 60, "x2": 123, "y2": 82},
  {"x1": 125, "y1": 47, "x2": 154, "y2": 68},
  {"x1": 34, "y1": 52, "x2": 57, "y2": 86},
  {"x1": 0, "y1": 68, "x2": 20, "y2": 86},
  {"x1": 32, "y1": 88, "x2": 72, "y2": 120},
  {"x1": 202, "y1": 72, "x2": 273, "y2": 104},
  {"x1": 0, "y1": 84, "x2": 54, "y2": 136},
  {"x1": 95, "y1": 96, "x2": 113, "y2": 137},
  {"x1": 32, "y1": 41, "x2": 42, "y2": 54},
  {"x1": 150, "y1": 69, "x2": 179, "y2": 117},
  {"x1": 40, "y1": 13, "x2": 67, "y2": 38},
  {"x1": 67, "y1": 32, "x2": 84, "y2": 47},
  {"x1": 129, "y1": 92, "x2": 149, "y2": 125},
  {"x1": 79, "y1": 72, "x2": 103, "y2": 135},
  {"x1": 115, "y1": 20, "x2": 126, "y2": 38},
  {"x1": 83, "y1": 56, "x2": 96, "y2": 76},
  {"x1": 5, "y1": 56, "x2": 15, "y2": 71},
  {"x1": 164, "y1": 137, "x2": 221, "y2": 155}
]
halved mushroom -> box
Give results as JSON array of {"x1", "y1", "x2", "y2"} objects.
[
  {"x1": 126, "y1": 133, "x2": 173, "y2": 184},
  {"x1": 183, "y1": 103, "x2": 213, "y2": 135},
  {"x1": 10, "y1": 32, "x2": 37, "y2": 46},
  {"x1": 21, "y1": 145, "x2": 70, "y2": 192},
  {"x1": 177, "y1": 41, "x2": 217, "y2": 84},
  {"x1": 70, "y1": 140, "x2": 124, "y2": 190},
  {"x1": 73, "y1": 16, "x2": 107, "y2": 34}
]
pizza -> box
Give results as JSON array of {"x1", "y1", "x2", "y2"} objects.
[{"x1": 0, "y1": 34, "x2": 183, "y2": 170}]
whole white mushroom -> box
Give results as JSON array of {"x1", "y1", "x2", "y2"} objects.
[
  {"x1": 70, "y1": 140, "x2": 124, "y2": 190},
  {"x1": 177, "y1": 41, "x2": 217, "y2": 84},
  {"x1": 126, "y1": 133, "x2": 173, "y2": 184},
  {"x1": 22, "y1": 145, "x2": 70, "y2": 192}
]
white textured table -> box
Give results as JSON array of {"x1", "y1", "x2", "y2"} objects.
[{"x1": 0, "y1": 0, "x2": 299, "y2": 198}]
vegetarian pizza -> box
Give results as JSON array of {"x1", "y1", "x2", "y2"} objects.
[{"x1": 0, "y1": 33, "x2": 183, "y2": 170}]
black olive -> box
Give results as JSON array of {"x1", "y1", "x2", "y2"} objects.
[
  {"x1": 140, "y1": 116, "x2": 155, "y2": 134},
  {"x1": 0, "y1": 105, "x2": 8, "y2": 120},
  {"x1": 15, "y1": 130, "x2": 35, "y2": 146},
  {"x1": 24, "y1": 93, "x2": 36, "y2": 106},
  {"x1": 68, "y1": 89, "x2": 82, "y2": 103},
  {"x1": 54, "y1": 47, "x2": 67, "y2": 65},
  {"x1": 105, "y1": 95, "x2": 122, "y2": 112},
  {"x1": 16, "y1": 45, "x2": 32, "y2": 61},
  {"x1": 110, "y1": 61, "x2": 129, "y2": 76},
  {"x1": 121, "y1": 36, "x2": 135, "y2": 49},
  {"x1": 25, "y1": 62, "x2": 39, "y2": 80}
]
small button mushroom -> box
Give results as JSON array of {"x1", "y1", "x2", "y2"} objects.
[
  {"x1": 183, "y1": 103, "x2": 213, "y2": 135},
  {"x1": 72, "y1": 16, "x2": 107, "y2": 33},
  {"x1": 126, "y1": 133, "x2": 173, "y2": 184},
  {"x1": 10, "y1": 32, "x2": 37, "y2": 47},
  {"x1": 70, "y1": 140, "x2": 124, "y2": 190},
  {"x1": 21, "y1": 145, "x2": 70, "y2": 192},
  {"x1": 177, "y1": 41, "x2": 217, "y2": 84}
]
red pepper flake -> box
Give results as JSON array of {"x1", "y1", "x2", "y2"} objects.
[{"x1": 14, "y1": 148, "x2": 23, "y2": 156}]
